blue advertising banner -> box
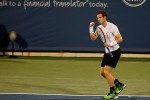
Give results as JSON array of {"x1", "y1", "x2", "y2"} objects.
[{"x1": 0, "y1": 0, "x2": 150, "y2": 53}]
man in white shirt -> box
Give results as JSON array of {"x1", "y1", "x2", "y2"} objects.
[{"x1": 89, "y1": 11, "x2": 126, "y2": 99}]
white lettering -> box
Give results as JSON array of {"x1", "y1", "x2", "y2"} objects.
[
  {"x1": 0, "y1": 0, "x2": 108, "y2": 9},
  {"x1": 89, "y1": 1, "x2": 108, "y2": 8},
  {"x1": 24, "y1": 0, "x2": 51, "y2": 10},
  {"x1": 0, "y1": 0, "x2": 8, "y2": 6},
  {"x1": 17, "y1": 2, "x2": 21, "y2": 6},
  {"x1": 9, "y1": 1, "x2": 16, "y2": 6},
  {"x1": 53, "y1": 0, "x2": 87, "y2": 7}
]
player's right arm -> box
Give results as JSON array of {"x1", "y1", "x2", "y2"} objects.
[{"x1": 89, "y1": 22, "x2": 98, "y2": 40}]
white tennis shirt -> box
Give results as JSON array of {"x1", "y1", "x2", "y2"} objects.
[{"x1": 95, "y1": 22, "x2": 120, "y2": 53}]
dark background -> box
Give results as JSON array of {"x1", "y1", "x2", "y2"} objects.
[{"x1": 0, "y1": 0, "x2": 150, "y2": 53}]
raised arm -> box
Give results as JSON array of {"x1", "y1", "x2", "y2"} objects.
[{"x1": 89, "y1": 22, "x2": 98, "y2": 40}]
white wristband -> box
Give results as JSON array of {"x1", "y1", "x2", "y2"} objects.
[
  {"x1": 110, "y1": 41, "x2": 117, "y2": 46},
  {"x1": 89, "y1": 27, "x2": 94, "y2": 34}
]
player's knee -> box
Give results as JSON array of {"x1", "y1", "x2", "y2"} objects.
[
  {"x1": 104, "y1": 70, "x2": 110, "y2": 76},
  {"x1": 100, "y1": 71, "x2": 105, "y2": 77}
]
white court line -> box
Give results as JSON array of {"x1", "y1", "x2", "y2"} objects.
[{"x1": 0, "y1": 93, "x2": 150, "y2": 97}]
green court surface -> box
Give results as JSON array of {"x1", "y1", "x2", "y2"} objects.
[{"x1": 0, "y1": 56, "x2": 150, "y2": 96}]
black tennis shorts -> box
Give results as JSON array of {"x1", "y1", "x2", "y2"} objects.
[{"x1": 101, "y1": 48, "x2": 121, "y2": 68}]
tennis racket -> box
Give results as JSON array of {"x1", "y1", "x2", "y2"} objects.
[{"x1": 97, "y1": 27, "x2": 113, "y2": 58}]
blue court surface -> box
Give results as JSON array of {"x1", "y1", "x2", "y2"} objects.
[{"x1": 0, "y1": 94, "x2": 150, "y2": 100}]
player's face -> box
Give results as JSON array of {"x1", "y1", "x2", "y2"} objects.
[{"x1": 97, "y1": 14, "x2": 106, "y2": 24}]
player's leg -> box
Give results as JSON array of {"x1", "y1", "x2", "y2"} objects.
[
  {"x1": 111, "y1": 48, "x2": 126, "y2": 95},
  {"x1": 101, "y1": 54, "x2": 116, "y2": 92},
  {"x1": 100, "y1": 65, "x2": 118, "y2": 99},
  {"x1": 100, "y1": 67, "x2": 105, "y2": 78},
  {"x1": 100, "y1": 53, "x2": 107, "y2": 78},
  {"x1": 100, "y1": 53, "x2": 118, "y2": 99},
  {"x1": 104, "y1": 65, "x2": 115, "y2": 87},
  {"x1": 103, "y1": 65, "x2": 118, "y2": 99}
]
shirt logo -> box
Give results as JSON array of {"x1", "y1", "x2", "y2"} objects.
[{"x1": 122, "y1": 0, "x2": 146, "y2": 7}]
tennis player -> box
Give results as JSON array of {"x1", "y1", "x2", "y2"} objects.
[{"x1": 89, "y1": 11, "x2": 126, "y2": 99}]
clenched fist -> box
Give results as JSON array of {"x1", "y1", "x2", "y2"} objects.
[{"x1": 89, "y1": 22, "x2": 95, "y2": 27}]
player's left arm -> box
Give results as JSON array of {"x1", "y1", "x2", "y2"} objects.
[
  {"x1": 115, "y1": 33, "x2": 123, "y2": 44},
  {"x1": 104, "y1": 33, "x2": 123, "y2": 47},
  {"x1": 104, "y1": 24, "x2": 123, "y2": 47}
]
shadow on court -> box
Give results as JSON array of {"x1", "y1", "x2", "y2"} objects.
[{"x1": 0, "y1": 94, "x2": 150, "y2": 100}]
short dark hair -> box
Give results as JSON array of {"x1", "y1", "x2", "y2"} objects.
[{"x1": 97, "y1": 10, "x2": 107, "y2": 18}]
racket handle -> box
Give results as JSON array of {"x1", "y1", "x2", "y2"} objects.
[
  {"x1": 107, "y1": 47, "x2": 113, "y2": 58},
  {"x1": 109, "y1": 52, "x2": 113, "y2": 58}
]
